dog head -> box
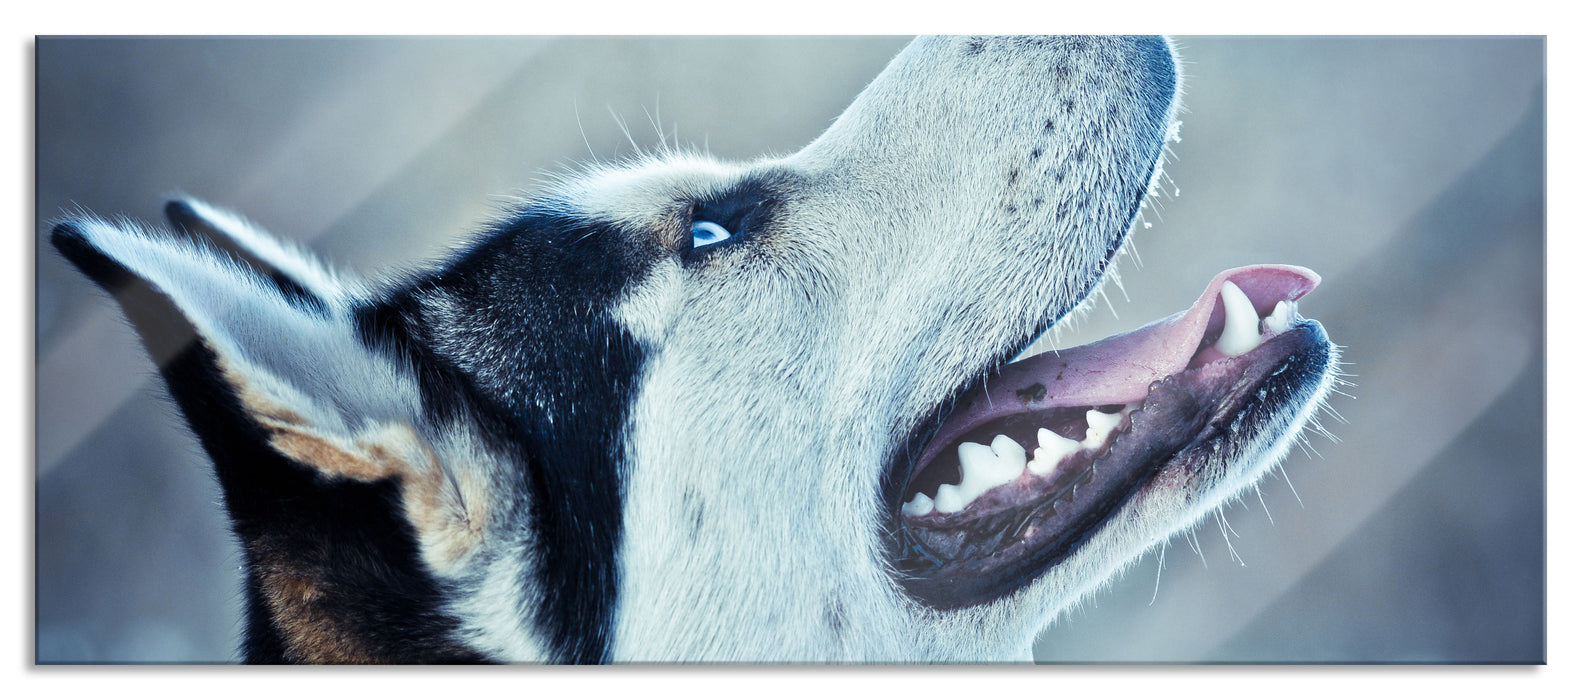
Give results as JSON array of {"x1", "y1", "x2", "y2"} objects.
[{"x1": 51, "y1": 36, "x2": 1337, "y2": 662}]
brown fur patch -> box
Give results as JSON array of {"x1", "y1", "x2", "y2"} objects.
[
  {"x1": 265, "y1": 419, "x2": 486, "y2": 571},
  {"x1": 221, "y1": 357, "x2": 308, "y2": 428},
  {"x1": 266, "y1": 424, "x2": 395, "y2": 481},
  {"x1": 217, "y1": 354, "x2": 487, "y2": 573},
  {"x1": 254, "y1": 554, "x2": 379, "y2": 664},
  {"x1": 366, "y1": 427, "x2": 487, "y2": 572}
]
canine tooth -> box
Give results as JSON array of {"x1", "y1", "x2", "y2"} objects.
[
  {"x1": 934, "y1": 484, "x2": 967, "y2": 514},
  {"x1": 1264, "y1": 299, "x2": 1296, "y2": 335},
  {"x1": 1214, "y1": 280, "x2": 1261, "y2": 357},
  {"x1": 1029, "y1": 428, "x2": 1079, "y2": 476},
  {"x1": 1083, "y1": 410, "x2": 1123, "y2": 448},
  {"x1": 902, "y1": 493, "x2": 934, "y2": 517}
]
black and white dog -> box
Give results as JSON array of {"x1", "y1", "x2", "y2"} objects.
[{"x1": 50, "y1": 36, "x2": 1338, "y2": 663}]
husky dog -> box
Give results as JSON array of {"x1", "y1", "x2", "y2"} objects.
[{"x1": 50, "y1": 36, "x2": 1337, "y2": 663}]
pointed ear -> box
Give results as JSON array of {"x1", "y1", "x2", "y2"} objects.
[
  {"x1": 163, "y1": 196, "x2": 349, "y2": 307},
  {"x1": 49, "y1": 210, "x2": 400, "y2": 436},
  {"x1": 51, "y1": 212, "x2": 490, "y2": 663}
]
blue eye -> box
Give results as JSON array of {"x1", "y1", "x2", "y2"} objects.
[{"x1": 691, "y1": 220, "x2": 733, "y2": 248}]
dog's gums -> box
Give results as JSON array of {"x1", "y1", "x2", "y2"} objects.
[{"x1": 892, "y1": 265, "x2": 1332, "y2": 608}]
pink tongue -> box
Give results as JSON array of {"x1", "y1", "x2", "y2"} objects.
[{"x1": 920, "y1": 265, "x2": 1320, "y2": 466}]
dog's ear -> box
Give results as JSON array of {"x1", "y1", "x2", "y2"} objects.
[
  {"x1": 162, "y1": 197, "x2": 347, "y2": 307},
  {"x1": 51, "y1": 203, "x2": 489, "y2": 663}
]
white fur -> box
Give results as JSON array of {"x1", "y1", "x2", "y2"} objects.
[
  {"x1": 613, "y1": 36, "x2": 1192, "y2": 661},
  {"x1": 58, "y1": 36, "x2": 1340, "y2": 663},
  {"x1": 175, "y1": 198, "x2": 354, "y2": 302}
]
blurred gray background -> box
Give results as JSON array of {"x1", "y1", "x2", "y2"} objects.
[{"x1": 33, "y1": 36, "x2": 1544, "y2": 663}]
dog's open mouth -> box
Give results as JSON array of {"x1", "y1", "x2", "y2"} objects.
[{"x1": 890, "y1": 264, "x2": 1333, "y2": 608}]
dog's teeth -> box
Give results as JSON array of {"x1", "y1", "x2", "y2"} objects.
[
  {"x1": 1082, "y1": 410, "x2": 1123, "y2": 448},
  {"x1": 986, "y1": 435, "x2": 1028, "y2": 488},
  {"x1": 957, "y1": 440, "x2": 998, "y2": 474},
  {"x1": 933, "y1": 484, "x2": 967, "y2": 514},
  {"x1": 989, "y1": 435, "x2": 1026, "y2": 470},
  {"x1": 1028, "y1": 428, "x2": 1079, "y2": 476},
  {"x1": 956, "y1": 437, "x2": 1024, "y2": 504},
  {"x1": 950, "y1": 442, "x2": 995, "y2": 510},
  {"x1": 1264, "y1": 299, "x2": 1296, "y2": 335},
  {"x1": 902, "y1": 492, "x2": 934, "y2": 517},
  {"x1": 1214, "y1": 280, "x2": 1262, "y2": 357}
]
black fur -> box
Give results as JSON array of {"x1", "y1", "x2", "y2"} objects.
[{"x1": 369, "y1": 208, "x2": 664, "y2": 663}]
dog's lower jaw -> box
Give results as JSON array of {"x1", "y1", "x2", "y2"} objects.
[
  {"x1": 937, "y1": 332, "x2": 1337, "y2": 650},
  {"x1": 876, "y1": 261, "x2": 1339, "y2": 649}
]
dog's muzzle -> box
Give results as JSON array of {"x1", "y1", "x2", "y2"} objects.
[{"x1": 890, "y1": 265, "x2": 1336, "y2": 608}]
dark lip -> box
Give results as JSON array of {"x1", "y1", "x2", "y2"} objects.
[{"x1": 885, "y1": 321, "x2": 1334, "y2": 609}]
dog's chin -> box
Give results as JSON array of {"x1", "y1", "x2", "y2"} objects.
[{"x1": 885, "y1": 265, "x2": 1336, "y2": 610}]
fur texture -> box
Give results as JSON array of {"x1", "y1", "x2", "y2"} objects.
[{"x1": 50, "y1": 36, "x2": 1337, "y2": 663}]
